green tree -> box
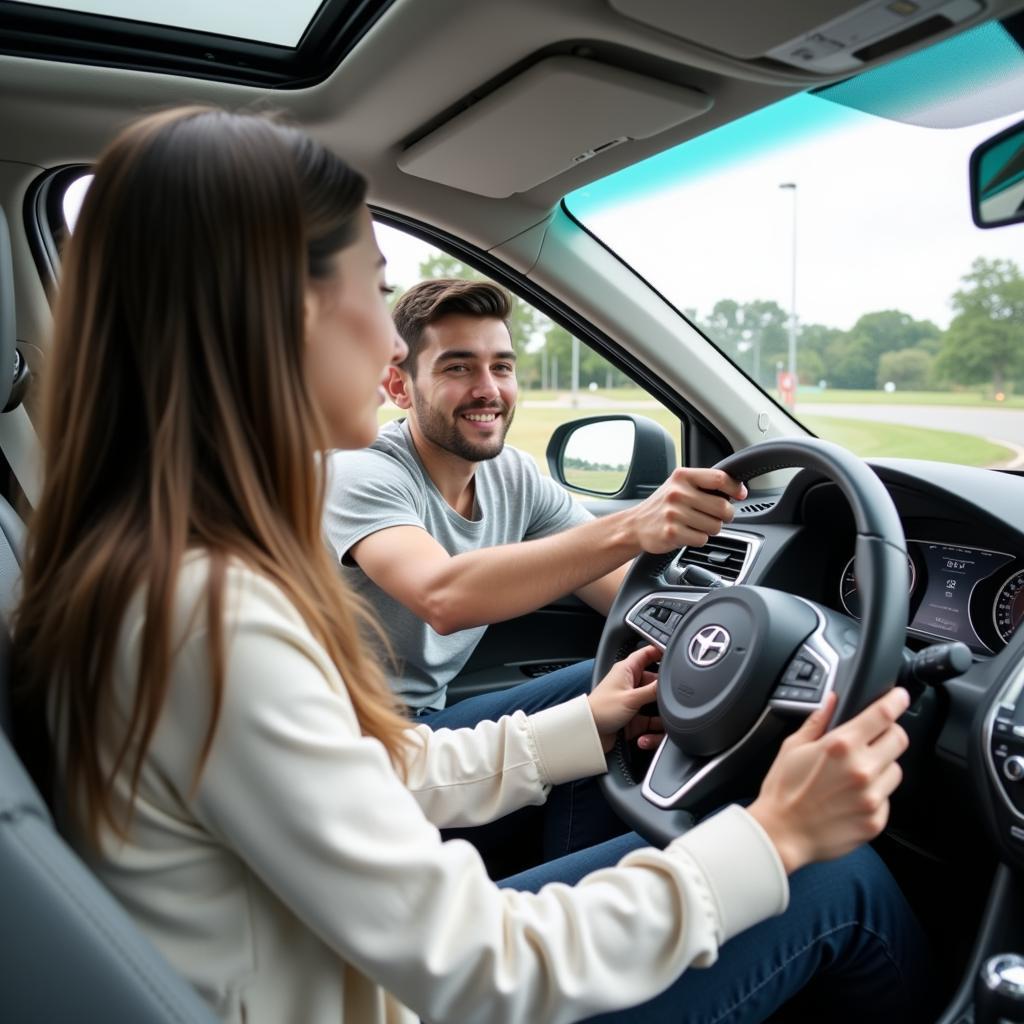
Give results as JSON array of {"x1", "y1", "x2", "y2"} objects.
[
  {"x1": 877, "y1": 348, "x2": 934, "y2": 390},
  {"x1": 936, "y1": 258, "x2": 1024, "y2": 394},
  {"x1": 701, "y1": 299, "x2": 787, "y2": 387},
  {"x1": 798, "y1": 324, "x2": 845, "y2": 387},
  {"x1": 542, "y1": 324, "x2": 573, "y2": 391},
  {"x1": 823, "y1": 310, "x2": 940, "y2": 389},
  {"x1": 850, "y1": 310, "x2": 941, "y2": 357},
  {"x1": 825, "y1": 334, "x2": 876, "y2": 389},
  {"x1": 796, "y1": 348, "x2": 825, "y2": 387}
]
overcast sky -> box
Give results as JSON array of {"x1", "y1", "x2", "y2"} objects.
[
  {"x1": 378, "y1": 110, "x2": 1024, "y2": 334},
  {"x1": 573, "y1": 110, "x2": 1024, "y2": 332}
]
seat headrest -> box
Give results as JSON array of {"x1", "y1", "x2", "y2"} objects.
[{"x1": 0, "y1": 208, "x2": 20, "y2": 413}]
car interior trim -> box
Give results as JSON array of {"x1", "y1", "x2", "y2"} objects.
[
  {"x1": 670, "y1": 529, "x2": 765, "y2": 587},
  {"x1": 984, "y1": 656, "x2": 1024, "y2": 822},
  {"x1": 640, "y1": 707, "x2": 772, "y2": 810},
  {"x1": 767, "y1": 599, "x2": 841, "y2": 714}
]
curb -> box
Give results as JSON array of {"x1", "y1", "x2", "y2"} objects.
[{"x1": 987, "y1": 436, "x2": 1024, "y2": 470}]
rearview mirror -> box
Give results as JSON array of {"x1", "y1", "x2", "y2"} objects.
[{"x1": 970, "y1": 118, "x2": 1024, "y2": 229}]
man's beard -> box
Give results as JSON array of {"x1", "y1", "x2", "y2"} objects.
[{"x1": 411, "y1": 392, "x2": 515, "y2": 462}]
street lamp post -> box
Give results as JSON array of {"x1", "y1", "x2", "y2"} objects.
[
  {"x1": 571, "y1": 335, "x2": 580, "y2": 408},
  {"x1": 779, "y1": 182, "x2": 798, "y2": 396}
]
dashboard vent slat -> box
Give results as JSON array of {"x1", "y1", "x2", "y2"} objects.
[
  {"x1": 736, "y1": 499, "x2": 777, "y2": 515},
  {"x1": 672, "y1": 532, "x2": 754, "y2": 584}
]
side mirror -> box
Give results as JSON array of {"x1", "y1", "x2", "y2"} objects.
[
  {"x1": 970, "y1": 117, "x2": 1024, "y2": 229},
  {"x1": 546, "y1": 414, "x2": 676, "y2": 499}
]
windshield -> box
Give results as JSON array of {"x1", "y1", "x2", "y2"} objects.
[{"x1": 565, "y1": 20, "x2": 1024, "y2": 469}]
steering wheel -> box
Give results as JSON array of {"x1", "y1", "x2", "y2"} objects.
[{"x1": 595, "y1": 437, "x2": 910, "y2": 848}]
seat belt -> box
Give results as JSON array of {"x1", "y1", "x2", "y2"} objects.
[{"x1": 0, "y1": 402, "x2": 40, "y2": 508}]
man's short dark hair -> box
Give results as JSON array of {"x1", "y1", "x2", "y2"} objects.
[{"x1": 393, "y1": 278, "x2": 512, "y2": 376}]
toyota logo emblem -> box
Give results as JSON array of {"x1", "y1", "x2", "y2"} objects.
[{"x1": 688, "y1": 625, "x2": 731, "y2": 667}]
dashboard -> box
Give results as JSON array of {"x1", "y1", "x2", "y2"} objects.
[
  {"x1": 837, "y1": 539, "x2": 1024, "y2": 655},
  {"x1": 724, "y1": 457, "x2": 1024, "y2": 660},
  {"x1": 639, "y1": 454, "x2": 1024, "y2": 951}
]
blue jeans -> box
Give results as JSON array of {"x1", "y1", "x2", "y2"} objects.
[
  {"x1": 498, "y1": 834, "x2": 933, "y2": 1024},
  {"x1": 416, "y1": 660, "x2": 626, "y2": 870}
]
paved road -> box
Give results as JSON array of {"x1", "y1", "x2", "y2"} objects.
[
  {"x1": 522, "y1": 396, "x2": 1024, "y2": 467},
  {"x1": 526, "y1": 396, "x2": 1024, "y2": 442},
  {"x1": 799, "y1": 403, "x2": 1024, "y2": 443},
  {"x1": 800, "y1": 403, "x2": 1024, "y2": 467}
]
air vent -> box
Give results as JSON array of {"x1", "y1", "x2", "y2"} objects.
[
  {"x1": 736, "y1": 499, "x2": 777, "y2": 516},
  {"x1": 670, "y1": 531, "x2": 757, "y2": 584}
]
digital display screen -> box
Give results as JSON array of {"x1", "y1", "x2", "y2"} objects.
[{"x1": 910, "y1": 544, "x2": 1012, "y2": 649}]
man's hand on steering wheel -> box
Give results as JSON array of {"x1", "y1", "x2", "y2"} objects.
[{"x1": 627, "y1": 468, "x2": 748, "y2": 553}]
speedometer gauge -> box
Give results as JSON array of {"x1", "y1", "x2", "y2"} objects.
[
  {"x1": 839, "y1": 553, "x2": 916, "y2": 619},
  {"x1": 994, "y1": 570, "x2": 1024, "y2": 645}
]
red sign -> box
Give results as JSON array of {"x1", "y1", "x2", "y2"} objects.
[{"x1": 776, "y1": 370, "x2": 796, "y2": 407}]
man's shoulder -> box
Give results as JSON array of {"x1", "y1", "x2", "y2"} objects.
[
  {"x1": 329, "y1": 421, "x2": 418, "y2": 481},
  {"x1": 360, "y1": 417, "x2": 416, "y2": 463}
]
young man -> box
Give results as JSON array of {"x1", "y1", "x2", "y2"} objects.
[{"x1": 324, "y1": 278, "x2": 746, "y2": 867}]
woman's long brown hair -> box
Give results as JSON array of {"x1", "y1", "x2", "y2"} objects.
[{"x1": 13, "y1": 107, "x2": 411, "y2": 841}]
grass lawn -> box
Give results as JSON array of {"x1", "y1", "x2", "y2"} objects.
[
  {"x1": 520, "y1": 386, "x2": 1024, "y2": 410},
  {"x1": 521, "y1": 387, "x2": 655, "y2": 404},
  {"x1": 380, "y1": 404, "x2": 1013, "y2": 476},
  {"x1": 795, "y1": 389, "x2": 1024, "y2": 408},
  {"x1": 802, "y1": 415, "x2": 1013, "y2": 466}
]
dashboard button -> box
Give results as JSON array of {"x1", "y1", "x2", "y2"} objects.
[{"x1": 1004, "y1": 756, "x2": 1024, "y2": 782}]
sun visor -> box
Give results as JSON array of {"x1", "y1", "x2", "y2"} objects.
[
  {"x1": 609, "y1": 0, "x2": 986, "y2": 75},
  {"x1": 397, "y1": 57, "x2": 712, "y2": 199}
]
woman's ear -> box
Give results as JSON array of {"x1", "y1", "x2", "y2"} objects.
[{"x1": 385, "y1": 365, "x2": 413, "y2": 409}]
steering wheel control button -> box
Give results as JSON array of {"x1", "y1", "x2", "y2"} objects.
[
  {"x1": 777, "y1": 652, "x2": 827, "y2": 702},
  {"x1": 1005, "y1": 756, "x2": 1024, "y2": 783},
  {"x1": 626, "y1": 594, "x2": 708, "y2": 649},
  {"x1": 774, "y1": 685, "x2": 818, "y2": 702}
]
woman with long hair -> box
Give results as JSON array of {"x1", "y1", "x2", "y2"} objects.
[{"x1": 13, "y1": 107, "x2": 928, "y2": 1023}]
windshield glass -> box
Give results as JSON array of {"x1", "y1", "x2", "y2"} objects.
[{"x1": 565, "y1": 20, "x2": 1024, "y2": 469}]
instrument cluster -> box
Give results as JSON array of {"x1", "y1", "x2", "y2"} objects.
[{"x1": 839, "y1": 541, "x2": 1024, "y2": 654}]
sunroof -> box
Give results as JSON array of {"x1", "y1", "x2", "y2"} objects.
[
  {"x1": 13, "y1": 0, "x2": 324, "y2": 47},
  {"x1": 0, "y1": 0, "x2": 394, "y2": 87}
]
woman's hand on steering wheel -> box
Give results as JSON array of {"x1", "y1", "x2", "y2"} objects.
[
  {"x1": 587, "y1": 646, "x2": 664, "y2": 753},
  {"x1": 747, "y1": 686, "x2": 911, "y2": 875}
]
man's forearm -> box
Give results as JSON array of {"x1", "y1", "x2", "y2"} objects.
[{"x1": 423, "y1": 509, "x2": 640, "y2": 634}]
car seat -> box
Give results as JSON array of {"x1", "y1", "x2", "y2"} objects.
[{"x1": 0, "y1": 206, "x2": 216, "y2": 1022}]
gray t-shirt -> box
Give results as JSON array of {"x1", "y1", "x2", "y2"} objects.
[{"x1": 324, "y1": 419, "x2": 592, "y2": 710}]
